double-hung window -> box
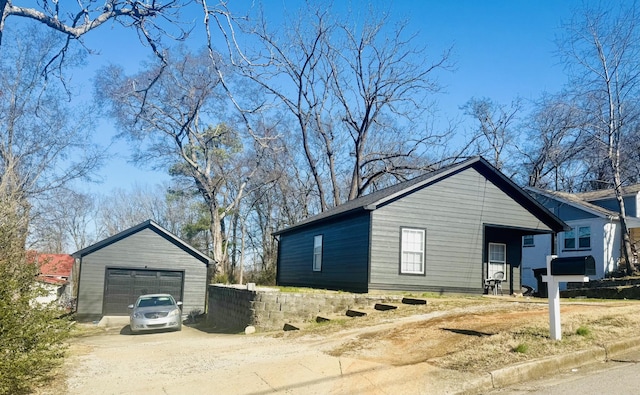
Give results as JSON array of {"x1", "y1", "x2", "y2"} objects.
[
  {"x1": 488, "y1": 243, "x2": 507, "y2": 279},
  {"x1": 313, "y1": 235, "x2": 323, "y2": 271},
  {"x1": 400, "y1": 228, "x2": 425, "y2": 275},
  {"x1": 564, "y1": 226, "x2": 591, "y2": 250}
]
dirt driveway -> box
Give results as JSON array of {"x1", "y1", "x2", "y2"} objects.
[{"x1": 54, "y1": 297, "x2": 640, "y2": 395}]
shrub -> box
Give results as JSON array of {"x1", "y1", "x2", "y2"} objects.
[{"x1": 0, "y1": 198, "x2": 71, "y2": 394}]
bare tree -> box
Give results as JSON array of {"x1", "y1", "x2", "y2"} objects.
[
  {"x1": 558, "y1": 2, "x2": 640, "y2": 273},
  {"x1": 97, "y1": 186, "x2": 166, "y2": 238},
  {"x1": 28, "y1": 189, "x2": 98, "y2": 253},
  {"x1": 331, "y1": 12, "x2": 452, "y2": 200},
  {"x1": 462, "y1": 97, "x2": 522, "y2": 172},
  {"x1": 96, "y1": 47, "x2": 265, "y2": 277},
  {"x1": 518, "y1": 94, "x2": 585, "y2": 190},
  {"x1": 0, "y1": 1, "x2": 188, "y2": 62},
  {"x1": 0, "y1": 26, "x2": 104, "y2": 228},
  {"x1": 220, "y1": 3, "x2": 452, "y2": 210},
  {"x1": 95, "y1": 183, "x2": 210, "y2": 248}
]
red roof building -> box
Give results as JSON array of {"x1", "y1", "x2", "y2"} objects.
[{"x1": 34, "y1": 253, "x2": 74, "y2": 285}]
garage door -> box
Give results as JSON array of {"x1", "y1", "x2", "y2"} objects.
[{"x1": 103, "y1": 268, "x2": 184, "y2": 315}]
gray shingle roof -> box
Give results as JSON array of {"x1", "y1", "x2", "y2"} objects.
[
  {"x1": 574, "y1": 184, "x2": 640, "y2": 201},
  {"x1": 525, "y1": 186, "x2": 640, "y2": 228},
  {"x1": 526, "y1": 187, "x2": 619, "y2": 218}
]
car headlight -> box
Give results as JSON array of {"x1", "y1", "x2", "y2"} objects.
[
  {"x1": 168, "y1": 308, "x2": 180, "y2": 317},
  {"x1": 133, "y1": 312, "x2": 144, "y2": 319}
]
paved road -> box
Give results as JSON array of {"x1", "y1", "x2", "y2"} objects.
[{"x1": 486, "y1": 348, "x2": 640, "y2": 395}]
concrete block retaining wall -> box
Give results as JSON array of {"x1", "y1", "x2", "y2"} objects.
[{"x1": 206, "y1": 284, "x2": 403, "y2": 331}]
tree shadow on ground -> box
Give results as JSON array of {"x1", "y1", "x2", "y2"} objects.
[
  {"x1": 440, "y1": 327, "x2": 494, "y2": 337},
  {"x1": 184, "y1": 321, "x2": 245, "y2": 335}
]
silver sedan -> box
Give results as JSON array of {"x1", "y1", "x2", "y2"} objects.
[{"x1": 128, "y1": 294, "x2": 183, "y2": 333}]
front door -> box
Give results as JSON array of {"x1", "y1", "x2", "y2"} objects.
[{"x1": 488, "y1": 242, "x2": 506, "y2": 279}]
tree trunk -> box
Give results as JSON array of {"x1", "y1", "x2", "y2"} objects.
[
  {"x1": 613, "y1": 176, "x2": 637, "y2": 275},
  {"x1": 209, "y1": 205, "x2": 227, "y2": 279}
]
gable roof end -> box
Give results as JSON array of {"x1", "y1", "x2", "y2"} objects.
[
  {"x1": 72, "y1": 219, "x2": 211, "y2": 265},
  {"x1": 275, "y1": 156, "x2": 569, "y2": 235}
]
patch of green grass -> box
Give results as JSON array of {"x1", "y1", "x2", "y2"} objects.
[
  {"x1": 512, "y1": 343, "x2": 529, "y2": 353},
  {"x1": 576, "y1": 326, "x2": 591, "y2": 336}
]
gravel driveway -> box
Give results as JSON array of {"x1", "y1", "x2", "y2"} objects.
[
  {"x1": 57, "y1": 298, "x2": 640, "y2": 395},
  {"x1": 59, "y1": 314, "x2": 477, "y2": 395},
  {"x1": 65, "y1": 324, "x2": 343, "y2": 395}
]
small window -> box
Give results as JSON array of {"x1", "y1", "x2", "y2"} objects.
[
  {"x1": 400, "y1": 228, "x2": 425, "y2": 275},
  {"x1": 523, "y1": 235, "x2": 534, "y2": 247},
  {"x1": 313, "y1": 235, "x2": 323, "y2": 271}
]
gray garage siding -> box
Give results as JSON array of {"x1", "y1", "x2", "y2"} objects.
[
  {"x1": 369, "y1": 168, "x2": 551, "y2": 292},
  {"x1": 277, "y1": 212, "x2": 370, "y2": 292},
  {"x1": 76, "y1": 227, "x2": 207, "y2": 321}
]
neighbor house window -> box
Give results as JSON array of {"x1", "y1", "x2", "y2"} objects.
[
  {"x1": 313, "y1": 235, "x2": 323, "y2": 271},
  {"x1": 579, "y1": 226, "x2": 591, "y2": 248},
  {"x1": 564, "y1": 226, "x2": 591, "y2": 250},
  {"x1": 400, "y1": 228, "x2": 425, "y2": 275},
  {"x1": 523, "y1": 235, "x2": 534, "y2": 247},
  {"x1": 488, "y1": 243, "x2": 506, "y2": 279}
]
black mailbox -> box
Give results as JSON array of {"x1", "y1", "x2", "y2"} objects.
[{"x1": 550, "y1": 255, "x2": 596, "y2": 276}]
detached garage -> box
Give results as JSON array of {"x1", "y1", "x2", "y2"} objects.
[{"x1": 73, "y1": 220, "x2": 210, "y2": 322}]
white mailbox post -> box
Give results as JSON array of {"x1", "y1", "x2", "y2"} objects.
[{"x1": 541, "y1": 255, "x2": 590, "y2": 341}]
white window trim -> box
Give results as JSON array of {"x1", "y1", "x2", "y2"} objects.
[
  {"x1": 313, "y1": 235, "x2": 323, "y2": 272},
  {"x1": 488, "y1": 242, "x2": 506, "y2": 279},
  {"x1": 400, "y1": 227, "x2": 426, "y2": 275},
  {"x1": 563, "y1": 225, "x2": 591, "y2": 251}
]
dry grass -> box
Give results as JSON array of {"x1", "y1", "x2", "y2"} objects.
[
  {"x1": 283, "y1": 295, "x2": 640, "y2": 373},
  {"x1": 419, "y1": 301, "x2": 640, "y2": 371}
]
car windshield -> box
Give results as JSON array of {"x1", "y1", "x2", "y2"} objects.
[{"x1": 137, "y1": 296, "x2": 175, "y2": 308}]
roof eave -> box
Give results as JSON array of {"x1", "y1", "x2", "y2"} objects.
[
  {"x1": 273, "y1": 207, "x2": 370, "y2": 236},
  {"x1": 471, "y1": 160, "x2": 570, "y2": 233}
]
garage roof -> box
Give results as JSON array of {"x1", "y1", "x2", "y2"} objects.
[{"x1": 72, "y1": 219, "x2": 211, "y2": 265}]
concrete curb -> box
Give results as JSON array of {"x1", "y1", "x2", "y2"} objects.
[{"x1": 457, "y1": 336, "x2": 640, "y2": 394}]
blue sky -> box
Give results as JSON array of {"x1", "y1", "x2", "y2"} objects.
[{"x1": 71, "y1": 1, "x2": 583, "y2": 195}]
